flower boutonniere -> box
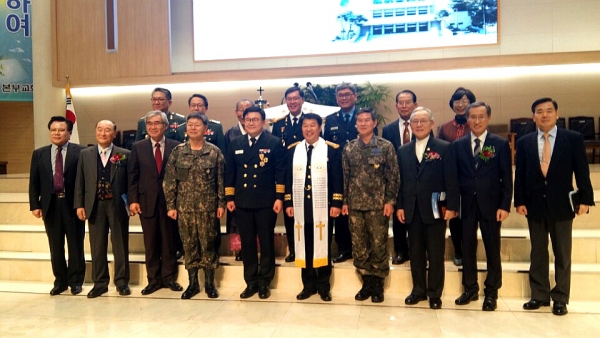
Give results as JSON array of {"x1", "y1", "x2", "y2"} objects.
[
  {"x1": 479, "y1": 145, "x2": 496, "y2": 163},
  {"x1": 110, "y1": 153, "x2": 127, "y2": 165},
  {"x1": 423, "y1": 148, "x2": 441, "y2": 162}
]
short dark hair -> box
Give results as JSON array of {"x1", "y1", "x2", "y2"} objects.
[
  {"x1": 188, "y1": 94, "x2": 209, "y2": 108},
  {"x1": 466, "y1": 102, "x2": 491, "y2": 117},
  {"x1": 284, "y1": 86, "x2": 304, "y2": 99},
  {"x1": 449, "y1": 87, "x2": 476, "y2": 109},
  {"x1": 243, "y1": 106, "x2": 265, "y2": 120},
  {"x1": 396, "y1": 90, "x2": 417, "y2": 104},
  {"x1": 152, "y1": 87, "x2": 172, "y2": 101},
  {"x1": 235, "y1": 99, "x2": 254, "y2": 110},
  {"x1": 187, "y1": 112, "x2": 208, "y2": 126},
  {"x1": 531, "y1": 97, "x2": 558, "y2": 113},
  {"x1": 356, "y1": 107, "x2": 377, "y2": 121},
  {"x1": 48, "y1": 116, "x2": 73, "y2": 132},
  {"x1": 300, "y1": 113, "x2": 322, "y2": 127}
]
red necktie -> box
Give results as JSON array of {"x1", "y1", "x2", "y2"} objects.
[
  {"x1": 155, "y1": 143, "x2": 162, "y2": 173},
  {"x1": 54, "y1": 146, "x2": 64, "y2": 193},
  {"x1": 403, "y1": 121, "x2": 410, "y2": 145}
]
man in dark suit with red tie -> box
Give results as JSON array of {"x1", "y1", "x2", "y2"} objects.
[
  {"x1": 515, "y1": 97, "x2": 594, "y2": 316},
  {"x1": 128, "y1": 111, "x2": 183, "y2": 295},
  {"x1": 29, "y1": 116, "x2": 86, "y2": 296},
  {"x1": 396, "y1": 107, "x2": 460, "y2": 310},
  {"x1": 453, "y1": 102, "x2": 513, "y2": 311},
  {"x1": 382, "y1": 89, "x2": 418, "y2": 265}
]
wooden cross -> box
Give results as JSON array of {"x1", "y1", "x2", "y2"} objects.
[
  {"x1": 296, "y1": 222, "x2": 302, "y2": 241},
  {"x1": 316, "y1": 221, "x2": 325, "y2": 241}
]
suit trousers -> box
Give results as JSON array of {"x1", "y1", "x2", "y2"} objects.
[
  {"x1": 300, "y1": 220, "x2": 332, "y2": 294},
  {"x1": 449, "y1": 217, "x2": 463, "y2": 258},
  {"x1": 332, "y1": 214, "x2": 352, "y2": 256},
  {"x1": 140, "y1": 196, "x2": 178, "y2": 285},
  {"x1": 407, "y1": 207, "x2": 446, "y2": 298},
  {"x1": 236, "y1": 207, "x2": 276, "y2": 288},
  {"x1": 348, "y1": 210, "x2": 390, "y2": 279},
  {"x1": 283, "y1": 213, "x2": 295, "y2": 255},
  {"x1": 89, "y1": 200, "x2": 130, "y2": 287},
  {"x1": 528, "y1": 217, "x2": 573, "y2": 303},
  {"x1": 43, "y1": 195, "x2": 86, "y2": 288},
  {"x1": 392, "y1": 215, "x2": 409, "y2": 256},
  {"x1": 461, "y1": 199, "x2": 502, "y2": 298}
]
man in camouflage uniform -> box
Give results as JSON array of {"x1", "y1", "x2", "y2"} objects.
[
  {"x1": 135, "y1": 87, "x2": 186, "y2": 141},
  {"x1": 164, "y1": 113, "x2": 225, "y2": 300},
  {"x1": 342, "y1": 107, "x2": 400, "y2": 303}
]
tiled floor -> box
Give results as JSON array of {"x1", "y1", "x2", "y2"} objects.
[{"x1": 1, "y1": 282, "x2": 600, "y2": 337}]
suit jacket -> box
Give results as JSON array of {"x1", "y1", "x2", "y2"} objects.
[
  {"x1": 29, "y1": 142, "x2": 85, "y2": 218},
  {"x1": 382, "y1": 118, "x2": 411, "y2": 151},
  {"x1": 323, "y1": 108, "x2": 378, "y2": 147},
  {"x1": 453, "y1": 133, "x2": 513, "y2": 220},
  {"x1": 396, "y1": 137, "x2": 460, "y2": 224},
  {"x1": 225, "y1": 132, "x2": 286, "y2": 209},
  {"x1": 272, "y1": 113, "x2": 304, "y2": 148},
  {"x1": 514, "y1": 128, "x2": 594, "y2": 222},
  {"x1": 135, "y1": 112, "x2": 185, "y2": 141},
  {"x1": 74, "y1": 145, "x2": 131, "y2": 222},
  {"x1": 128, "y1": 138, "x2": 180, "y2": 217}
]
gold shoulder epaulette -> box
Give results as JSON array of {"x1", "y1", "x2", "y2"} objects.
[
  {"x1": 287, "y1": 141, "x2": 301, "y2": 150},
  {"x1": 325, "y1": 141, "x2": 340, "y2": 149}
]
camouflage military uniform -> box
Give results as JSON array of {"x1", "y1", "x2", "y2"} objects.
[
  {"x1": 163, "y1": 142, "x2": 225, "y2": 270},
  {"x1": 342, "y1": 135, "x2": 400, "y2": 279}
]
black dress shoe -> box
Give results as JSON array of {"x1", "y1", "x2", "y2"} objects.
[
  {"x1": 392, "y1": 253, "x2": 409, "y2": 265},
  {"x1": 455, "y1": 291, "x2": 479, "y2": 305},
  {"x1": 240, "y1": 286, "x2": 258, "y2": 299},
  {"x1": 296, "y1": 289, "x2": 317, "y2": 300},
  {"x1": 523, "y1": 299, "x2": 550, "y2": 310},
  {"x1": 50, "y1": 285, "x2": 68, "y2": 296},
  {"x1": 429, "y1": 298, "x2": 442, "y2": 309},
  {"x1": 482, "y1": 296, "x2": 497, "y2": 311},
  {"x1": 258, "y1": 286, "x2": 271, "y2": 299},
  {"x1": 165, "y1": 281, "x2": 183, "y2": 292},
  {"x1": 87, "y1": 286, "x2": 108, "y2": 298},
  {"x1": 319, "y1": 292, "x2": 332, "y2": 302},
  {"x1": 71, "y1": 285, "x2": 83, "y2": 295},
  {"x1": 117, "y1": 285, "x2": 131, "y2": 296},
  {"x1": 141, "y1": 283, "x2": 162, "y2": 295},
  {"x1": 175, "y1": 250, "x2": 184, "y2": 260},
  {"x1": 552, "y1": 302, "x2": 568, "y2": 316},
  {"x1": 235, "y1": 251, "x2": 243, "y2": 261},
  {"x1": 285, "y1": 253, "x2": 295, "y2": 263},
  {"x1": 405, "y1": 294, "x2": 427, "y2": 305},
  {"x1": 332, "y1": 253, "x2": 352, "y2": 263},
  {"x1": 371, "y1": 293, "x2": 384, "y2": 303}
]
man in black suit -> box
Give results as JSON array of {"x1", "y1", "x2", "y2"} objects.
[
  {"x1": 75, "y1": 120, "x2": 132, "y2": 298},
  {"x1": 382, "y1": 89, "x2": 418, "y2": 265},
  {"x1": 29, "y1": 116, "x2": 86, "y2": 296},
  {"x1": 225, "y1": 106, "x2": 286, "y2": 299},
  {"x1": 128, "y1": 111, "x2": 183, "y2": 295},
  {"x1": 396, "y1": 107, "x2": 460, "y2": 309},
  {"x1": 323, "y1": 82, "x2": 378, "y2": 263},
  {"x1": 272, "y1": 86, "x2": 305, "y2": 263},
  {"x1": 453, "y1": 102, "x2": 513, "y2": 311},
  {"x1": 515, "y1": 97, "x2": 594, "y2": 316}
]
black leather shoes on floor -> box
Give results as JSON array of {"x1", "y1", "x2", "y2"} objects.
[
  {"x1": 258, "y1": 286, "x2": 270, "y2": 299},
  {"x1": 332, "y1": 253, "x2": 352, "y2": 263},
  {"x1": 319, "y1": 292, "x2": 332, "y2": 302},
  {"x1": 235, "y1": 251, "x2": 243, "y2": 261},
  {"x1": 405, "y1": 294, "x2": 427, "y2": 305},
  {"x1": 429, "y1": 298, "x2": 443, "y2": 309},
  {"x1": 50, "y1": 285, "x2": 67, "y2": 296},
  {"x1": 296, "y1": 289, "x2": 317, "y2": 300},
  {"x1": 392, "y1": 253, "x2": 409, "y2": 265},
  {"x1": 71, "y1": 285, "x2": 83, "y2": 295},
  {"x1": 87, "y1": 286, "x2": 108, "y2": 299},
  {"x1": 523, "y1": 299, "x2": 551, "y2": 310},
  {"x1": 552, "y1": 302, "x2": 568, "y2": 316},
  {"x1": 455, "y1": 291, "x2": 479, "y2": 305},
  {"x1": 165, "y1": 281, "x2": 183, "y2": 292},
  {"x1": 141, "y1": 283, "x2": 162, "y2": 295},
  {"x1": 117, "y1": 285, "x2": 131, "y2": 296},
  {"x1": 482, "y1": 296, "x2": 497, "y2": 311},
  {"x1": 240, "y1": 286, "x2": 258, "y2": 299},
  {"x1": 285, "y1": 253, "x2": 295, "y2": 263}
]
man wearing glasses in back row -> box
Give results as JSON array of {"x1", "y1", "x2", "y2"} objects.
[{"x1": 135, "y1": 87, "x2": 186, "y2": 142}]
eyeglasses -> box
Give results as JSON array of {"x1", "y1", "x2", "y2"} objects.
[
  {"x1": 146, "y1": 121, "x2": 165, "y2": 127},
  {"x1": 467, "y1": 115, "x2": 488, "y2": 122},
  {"x1": 190, "y1": 104, "x2": 206, "y2": 109},
  {"x1": 151, "y1": 98, "x2": 167, "y2": 102},
  {"x1": 285, "y1": 96, "x2": 302, "y2": 102},
  {"x1": 244, "y1": 118, "x2": 262, "y2": 124},
  {"x1": 410, "y1": 119, "x2": 431, "y2": 125},
  {"x1": 453, "y1": 98, "x2": 471, "y2": 106},
  {"x1": 337, "y1": 93, "x2": 355, "y2": 99}
]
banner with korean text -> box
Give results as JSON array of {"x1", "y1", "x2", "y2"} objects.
[{"x1": 0, "y1": 0, "x2": 32, "y2": 101}]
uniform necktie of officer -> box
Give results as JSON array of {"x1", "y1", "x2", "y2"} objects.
[
  {"x1": 154, "y1": 142, "x2": 162, "y2": 174},
  {"x1": 53, "y1": 146, "x2": 64, "y2": 193},
  {"x1": 344, "y1": 113, "x2": 350, "y2": 127},
  {"x1": 474, "y1": 138, "x2": 481, "y2": 169},
  {"x1": 541, "y1": 133, "x2": 550, "y2": 177},
  {"x1": 293, "y1": 117, "x2": 298, "y2": 128},
  {"x1": 250, "y1": 137, "x2": 256, "y2": 148},
  {"x1": 403, "y1": 121, "x2": 410, "y2": 145},
  {"x1": 101, "y1": 149, "x2": 108, "y2": 166}
]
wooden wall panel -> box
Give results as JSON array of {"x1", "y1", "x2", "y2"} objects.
[{"x1": 0, "y1": 102, "x2": 34, "y2": 174}]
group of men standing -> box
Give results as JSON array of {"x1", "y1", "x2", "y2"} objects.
[{"x1": 28, "y1": 84, "x2": 593, "y2": 315}]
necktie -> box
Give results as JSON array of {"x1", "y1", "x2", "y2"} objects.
[
  {"x1": 403, "y1": 121, "x2": 410, "y2": 145},
  {"x1": 292, "y1": 117, "x2": 298, "y2": 128},
  {"x1": 474, "y1": 138, "x2": 481, "y2": 169},
  {"x1": 307, "y1": 145, "x2": 313, "y2": 166},
  {"x1": 154, "y1": 142, "x2": 162, "y2": 174},
  {"x1": 250, "y1": 137, "x2": 256, "y2": 148},
  {"x1": 541, "y1": 133, "x2": 550, "y2": 177},
  {"x1": 344, "y1": 114, "x2": 350, "y2": 127},
  {"x1": 101, "y1": 149, "x2": 108, "y2": 166},
  {"x1": 53, "y1": 146, "x2": 64, "y2": 193}
]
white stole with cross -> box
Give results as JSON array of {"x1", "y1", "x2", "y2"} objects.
[{"x1": 292, "y1": 138, "x2": 329, "y2": 268}]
